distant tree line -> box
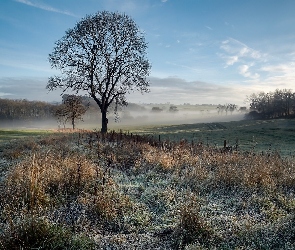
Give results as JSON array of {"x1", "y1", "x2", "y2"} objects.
[
  {"x1": 246, "y1": 89, "x2": 295, "y2": 119},
  {"x1": 217, "y1": 104, "x2": 238, "y2": 115},
  {"x1": 0, "y1": 98, "x2": 57, "y2": 121},
  {"x1": 0, "y1": 95, "x2": 149, "y2": 128},
  {"x1": 0, "y1": 96, "x2": 92, "y2": 128}
]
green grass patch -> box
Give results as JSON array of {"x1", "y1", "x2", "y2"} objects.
[
  {"x1": 126, "y1": 119, "x2": 295, "y2": 157},
  {"x1": 0, "y1": 129, "x2": 54, "y2": 142}
]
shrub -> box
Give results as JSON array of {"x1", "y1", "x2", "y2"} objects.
[
  {"x1": 80, "y1": 185, "x2": 133, "y2": 232},
  {"x1": 172, "y1": 195, "x2": 213, "y2": 250},
  {"x1": 1, "y1": 151, "x2": 100, "y2": 214},
  {"x1": 0, "y1": 215, "x2": 95, "y2": 249}
]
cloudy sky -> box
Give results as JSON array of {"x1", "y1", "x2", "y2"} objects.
[{"x1": 1, "y1": 0, "x2": 295, "y2": 106}]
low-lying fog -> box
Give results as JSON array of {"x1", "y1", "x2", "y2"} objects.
[
  {"x1": 0, "y1": 119, "x2": 58, "y2": 130},
  {"x1": 0, "y1": 104, "x2": 247, "y2": 130},
  {"x1": 109, "y1": 109, "x2": 245, "y2": 128}
]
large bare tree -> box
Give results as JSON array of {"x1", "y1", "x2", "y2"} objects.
[{"x1": 47, "y1": 11, "x2": 151, "y2": 133}]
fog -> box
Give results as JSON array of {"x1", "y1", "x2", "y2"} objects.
[
  {"x1": 0, "y1": 119, "x2": 58, "y2": 130},
  {"x1": 107, "y1": 108, "x2": 245, "y2": 128},
  {"x1": 0, "y1": 105, "x2": 246, "y2": 131}
]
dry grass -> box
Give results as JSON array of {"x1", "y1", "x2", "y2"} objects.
[
  {"x1": 172, "y1": 194, "x2": 213, "y2": 250},
  {"x1": 0, "y1": 214, "x2": 95, "y2": 249},
  {"x1": 2, "y1": 151, "x2": 99, "y2": 214},
  {"x1": 1, "y1": 130, "x2": 295, "y2": 249}
]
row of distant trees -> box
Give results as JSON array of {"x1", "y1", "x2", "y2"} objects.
[
  {"x1": 0, "y1": 95, "x2": 145, "y2": 129},
  {"x1": 0, "y1": 95, "x2": 90, "y2": 129},
  {"x1": 0, "y1": 98, "x2": 56, "y2": 121},
  {"x1": 246, "y1": 89, "x2": 295, "y2": 119},
  {"x1": 216, "y1": 104, "x2": 238, "y2": 115}
]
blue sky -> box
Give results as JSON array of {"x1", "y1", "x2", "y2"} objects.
[{"x1": 1, "y1": 0, "x2": 295, "y2": 105}]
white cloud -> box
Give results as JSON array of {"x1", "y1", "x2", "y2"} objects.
[
  {"x1": 260, "y1": 63, "x2": 295, "y2": 74},
  {"x1": 14, "y1": 0, "x2": 77, "y2": 17},
  {"x1": 0, "y1": 77, "x2": 64, "y2": 101},
  {"x1": 234, "y1": 60, "x2": 295, "y2": 95},
  {"x1": 239, "y1": 65, "x2": 260, "y2": 79},
  {"x1": 219, "y1": 38, "x2": 267, "y2": 80},
  {"x1": 127, "y1": 76, "x2": 252, "y2": 105},
  {"x1": 258, "y1": 62, "x2": 295, "y2": 90},
  {"x1": 218, "y1": 37, "x2": 295, "y2": 91},
  {"x1": 239, "y1": 65, "x2": 249, "y2": 75},
  {"x1": 226, "y1": 56, "x2": 239, "y2": 66},
  {"x1": 0, "y1": 76, "x2": 253, "y2": 106},
  {"x1": 220, "y1": 38, "x2": 265, "y2": 67}
]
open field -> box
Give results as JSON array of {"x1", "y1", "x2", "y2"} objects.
[
  {"x1": 1, "y1": 118, "x2": 295, "y2": 157},
  {"x1": 0, "y1": 120, "x2": 295, "y2": 249},
  {"x1": 0, "y1": 129, "x2": 54, "y2": 142},
  {"x1": 126, "y1": 119, "x2": 295, "y2": 157}
]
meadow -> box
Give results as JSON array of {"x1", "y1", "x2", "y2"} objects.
[
  {"x1": 124, "y1": 118, "x2": 295, "y2": 157},
  {"x1": 0, "y1": 118, "x2": 295, "y2": 249},
  {"x1": 0, "y1": 129, "x2": 53, "y2": 142}
]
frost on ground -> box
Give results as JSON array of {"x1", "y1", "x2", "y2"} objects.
[{"x1": 0, "y1": 131, "x2": 295, "y2": 249}]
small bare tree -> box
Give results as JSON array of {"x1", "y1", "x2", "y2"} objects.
[
  {"x1": 55, "y1": 95, "x2": 87, "y2": 129},
  {"x1": 55, "y1": 105, "x2": 67, "y2": 129},
  {"x1": 47, "y1": 11, "x2": 151, "y2": 133}
]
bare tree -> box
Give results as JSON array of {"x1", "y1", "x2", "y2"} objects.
[
  {"x1": 47, "y1": 11, "x2": 151, "y2": 133},
  {"x1": 227, "y1": 104, "x2": 237, "y2": 115},
  {"x1": 55, "y1": 95, "x2": 87, "y2": 129},
  {"x1": 55, "y1": 106, "x2": 67, "y2": 129}
]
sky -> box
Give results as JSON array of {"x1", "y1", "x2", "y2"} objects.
[{"x1": 1, "y1": 0, "x2": 295, "y2": 106}]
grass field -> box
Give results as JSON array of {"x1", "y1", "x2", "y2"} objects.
[
  {"x1": 0, "y1": 118, "x2": 295, "y2": 249},
  {"x1": 0, "y1": 129, "x2": 54, "y2": 142},
  {"x1": 1, "y1": 118, "x2": 295, "y2": 157},
  {"x1": 126, "y1": 118, "x2": 295, "y2": 157}
]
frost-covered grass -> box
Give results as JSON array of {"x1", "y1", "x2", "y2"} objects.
[{"x1": 0, "y1": 130, "x2": 295, "y2": 249}]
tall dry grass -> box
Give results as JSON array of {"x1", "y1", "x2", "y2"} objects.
[
  {"x1": 137, "y1": 141, "x2": 295, "y2": 191},
  {"x1": 2, "y1": 151, "x2": 99, "y2": 214}
]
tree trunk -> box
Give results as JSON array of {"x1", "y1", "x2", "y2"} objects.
[
  {"x1": 101, "y1": 109, "x2": 108, "y2": 133},
  {"x1": 72, "y1": 117, "x2": 75, "y2": 129}
]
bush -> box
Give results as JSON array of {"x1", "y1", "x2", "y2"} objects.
[
  {"x1": 0, "y1": 216, "x2": 95, "y2": 249},
  {"x1": 172, "y1": 195, "x2": 213, "y2": 249},
  {"x1": 81, "y1": 186, "x2": 133, "y2": 232},
  {"x1": 1, "y1": 151, "x2": 100, "y2": 213}
]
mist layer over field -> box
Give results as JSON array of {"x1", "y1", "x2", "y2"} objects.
[
  {"x1": 0, "y1": 104, "x2": 246, "y2": 130},
  {"x1": 0, "y1": 119, "x2": 58, "y2": 130},
  {"x1": 109, "y1": 109, "x2": 245, "y2": 128}
]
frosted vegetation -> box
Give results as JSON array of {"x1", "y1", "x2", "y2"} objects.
[{"x1": 0, "y1": 130, "x2": 295, "y2": 249}]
